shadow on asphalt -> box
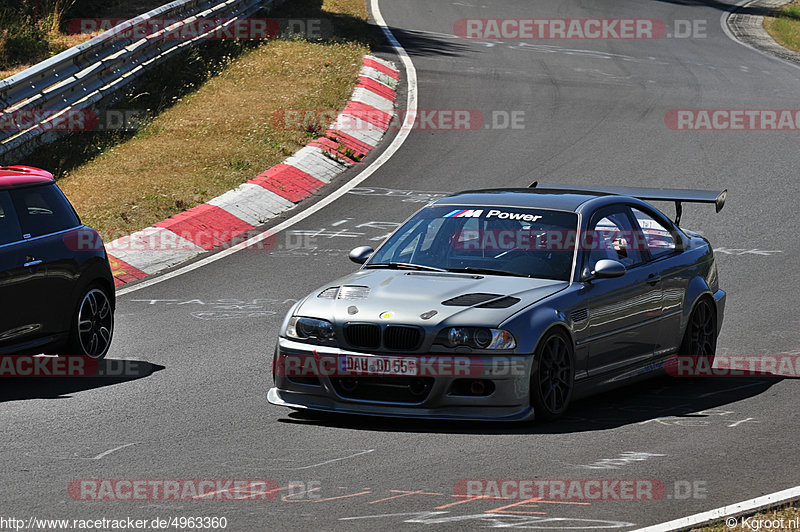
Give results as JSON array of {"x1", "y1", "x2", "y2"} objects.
[
  {"x1": 277, "y1": 375, "x2": 782, "y2": 434},
  {"x1": 0, "y1": 359, "x2": 165, "y2": 402},
  {"x1": 388, "y1": 28, "x2": 470, "y2": 58},
  {"x1": 274, "y1": 0, "x2": 470, "y2": 58}
]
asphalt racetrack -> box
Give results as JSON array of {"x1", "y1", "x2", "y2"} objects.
[{"x1": 2, "y1": 0, "x2": 798, "y2": 530}]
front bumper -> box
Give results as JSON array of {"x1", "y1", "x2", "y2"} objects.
[{"x1": 268, "y1": 338, "x2": 536, "y2": 422}]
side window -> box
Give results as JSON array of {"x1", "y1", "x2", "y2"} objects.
[
  {"x1": 0, "y1": 191, "x2": 23, "y2": 245},
  {"x1": 9, "y1": 184, "x2": 80, "y2": 239},
  {"x1": 586, "y1": 207, "x2": 644, "y2": 269},
  {"x1": 631, "y1": 208, "x2": 676, "y2": 260}
]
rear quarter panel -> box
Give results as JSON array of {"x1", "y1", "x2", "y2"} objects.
[{"x1": 657, "y1": 233, "x2": 718, "y2": 357}]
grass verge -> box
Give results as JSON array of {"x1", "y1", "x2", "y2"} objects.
[
  {"x1": 690, "y1": 503, "x2": 800, "y2": 531},
  {"x1": 763, "y1": 1, "x2": 800, "y2": 53},
  {"x1": 23, "y1": 0, "x2": 373, "y2": 235}
]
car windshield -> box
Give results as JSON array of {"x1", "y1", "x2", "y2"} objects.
[{"x1": 367, "y1": 205, "x2": 579, "y2": 281}]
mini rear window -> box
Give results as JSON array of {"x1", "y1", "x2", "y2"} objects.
[{"x1": 9, "y1": 184, "x2": 80, "y2": 238}]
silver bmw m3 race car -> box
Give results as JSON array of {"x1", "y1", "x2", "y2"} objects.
[{"x1": 268, "y1": 183, "x2": 727, "y2": 421}]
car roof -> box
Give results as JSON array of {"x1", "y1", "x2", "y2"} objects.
[
  {"x1": 432, "y1": 188, "x2": 608, "y2": 212},
  {"x1": 0, "y1": 166, "x2": 55, "y2": 188}
]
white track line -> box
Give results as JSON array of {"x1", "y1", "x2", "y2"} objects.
[
  {"x1": 287, "y1": 449, "x2": 375, "y2": 470},
  {"x1": 92, "y1": 442, "x2": 139, "y2": 460},
  {"x1": 118, "y1": 0, "x2": 417, "y2": 295},
  {"x1": 631, "y1": 485, "x2": 800, "y2": 531}
]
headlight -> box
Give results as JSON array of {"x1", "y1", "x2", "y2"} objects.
[
  {"x1": 435, "y1": 327, "x2": 516, "y2": 350},
  {"x1": 286, "y1": 317, "x2": 337, "y2": 344}
]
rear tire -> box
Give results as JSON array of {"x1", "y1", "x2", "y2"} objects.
[
  {"x1": 530, "y1": 329, "x2": 575, "y2": 421},
  {"x1": 66, "y1": 284, "x2": 114, "y2": 359},
  {"x1": 679, "y1": 297, "x2": 717, "y2": 371}
]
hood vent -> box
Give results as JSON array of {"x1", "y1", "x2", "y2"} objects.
[
  {"x1": 318, "y1": 287, "x2": 339, "y2": 299},
  {"x1": 478, "y1": 296, "x2": 520, "y2": 309},
  {"x1": 442, "y1": 293, "x2": 503, "y2": 306},
  {"x1": 338, "y1": 285, "x2": 370, "y2": 300}
]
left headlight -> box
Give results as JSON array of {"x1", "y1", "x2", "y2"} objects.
[
  {"x1": 286, "y1": 317, "x2": 337, "y2": 344},
  {"x1": 434, "y1": 327, "x2": 516, "y2": 350}
]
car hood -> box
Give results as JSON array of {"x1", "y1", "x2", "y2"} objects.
[{"x1": 295, "y1": 269, "x2": 568, "y2": 327}]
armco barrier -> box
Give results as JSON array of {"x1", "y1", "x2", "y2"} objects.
[{"x1": 0, "y1": 0, "x2": 280, "y2": 163}]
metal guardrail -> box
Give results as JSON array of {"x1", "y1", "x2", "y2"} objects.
[{"x1": 0, "y1": 0, "x2": 276, "y2": 163}]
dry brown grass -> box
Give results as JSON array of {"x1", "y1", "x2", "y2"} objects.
[
  {"x1": 0, "y1": 36, "x2": 85, "y2": 79},
  {"x1": 322, "y1": 0, "x2": 369, "y2": 18},
  {"x1": 764, "y1": 0, "x2": 800, "y2": 53},
  {"x1": 57, "y1": 35, "x2": 368, "y2": 233}
]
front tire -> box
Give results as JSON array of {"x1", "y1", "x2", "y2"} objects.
[
  {"x1": 67, "y1": 284, "x2": 114, "y2": 359},
  {"x1": 530, "y1": 329, "x2": 575, "y2": 421}
]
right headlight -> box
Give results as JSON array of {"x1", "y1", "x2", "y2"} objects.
[
  {"x1": 434, "y1": 327, "x2": 516, "y2": 350},
  {"x1": 285, "y1": 317, "x2": 337, "y2": 344}
]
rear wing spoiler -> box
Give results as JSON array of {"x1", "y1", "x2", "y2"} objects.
[{"x1": 529, "y1": 182, "x2": 727, "y2": 226}]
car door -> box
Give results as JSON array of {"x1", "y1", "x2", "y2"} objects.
[
  {"x1": 9, "y1": 184, "x2": 83, "y2": 339},
  {"x1": 0, "y1": 190, "x2": 45, "y2": 351},
  {"x1": 630, "y1": 206, "x2": 685, "y2": 358},
  {"x1": 581, "y1": 205, "x2": 663, "y2": 375}
]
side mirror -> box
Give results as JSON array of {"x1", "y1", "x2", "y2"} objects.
[
  {"x1": 349, "y1": 246, "x2": 374, "y2": 265},
  {"x1": 586, "y1": 259, "x2": 626, "y2": 281}
]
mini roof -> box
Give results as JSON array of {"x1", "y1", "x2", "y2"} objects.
[{"x1": 0, "y1": 166, "x2": 55, "y2": 188}]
